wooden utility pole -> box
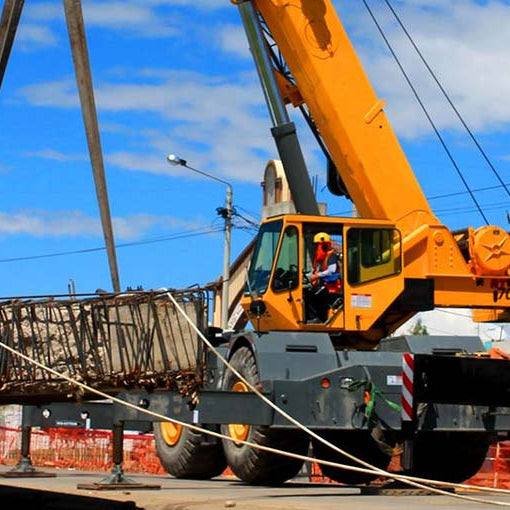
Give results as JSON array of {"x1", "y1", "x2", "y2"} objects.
[
  {"x1": 0, "y1": 0, "x2": 24, "y2": 90},
  {"x1": 63, "y1": 0, "x2": 121, "y2": 292}
]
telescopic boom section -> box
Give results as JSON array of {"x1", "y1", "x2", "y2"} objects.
[{"x1": 251, "y1": 0, "x2": 436, "y2": 233}]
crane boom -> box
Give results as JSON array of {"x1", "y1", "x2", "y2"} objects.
[{"x1": 250, "y1": 0, "x2": 436, "y2": 234}]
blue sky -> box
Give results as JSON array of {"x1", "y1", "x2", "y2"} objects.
[{"x1": 1, "y1": 0, "x2": 509, "y2": 336}]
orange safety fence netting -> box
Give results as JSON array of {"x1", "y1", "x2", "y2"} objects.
[
  {"x1": 0, "y1": 425, "x2": 165, "y2": 474},
  {"x1": 1, "y1": 425, "x2": 510, "y2": 487},
  {"x1": 467, "y1": 442, "x2": 510, "y2": 489},
  {"x1": 308, "y1": 447, "x2": 403, "y2": 485}
]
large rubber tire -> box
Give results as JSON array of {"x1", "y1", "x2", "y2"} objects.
[
  {"x1": 312, "y1": 430, "x2": 391, "y2": 485},
  {"x1": 221, "y1": 346, "x2": 310, "y2": 485},
  {"x1": 154, "y1": 422, "x2": 226, "y2": 479},
  {"x1": 408, "y1": 432, "x2": 490, "y2": 483}
]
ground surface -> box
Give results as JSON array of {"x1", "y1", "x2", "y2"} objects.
[{"x1": 0, "y1": 465, "x2": 508, "y2": 510}]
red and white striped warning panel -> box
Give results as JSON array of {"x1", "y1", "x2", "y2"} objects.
[{"x1": 402, "y1": 353, "x2": 415, "y2": 421}]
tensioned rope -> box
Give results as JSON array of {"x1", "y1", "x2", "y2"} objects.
[
  {"x1": 1, "y1": 337, "x2": 509, "y2": 506},
  {"x1": 2, "y1": 293, "x2": 510, "y2": 504},
  {"x1": 163, "y1": 292, "x2": 510, "y2": 504}
]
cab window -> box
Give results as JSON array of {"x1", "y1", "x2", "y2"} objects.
[
  {"x1": 246, "y1": 220, "x2": 282, "y2": 295},
  {"x1": 347, "y1": 228, "x2": 401, "y2": 285},
  {"x1": 271, "y1": 226, "x2": 299, "y2": 292}
]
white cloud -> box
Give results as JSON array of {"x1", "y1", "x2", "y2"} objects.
[
  {"x1": 341, "y1": 0, "x2": 510, "y2": 137},
  {"x1": 24, "y1": 3, "x2": 62, "y2": 21},
  {"x1": 0, "y1": 210, "x2": 100, "y2": 238},
  {"x1": 15, "y1": 0, "x2": 510, "y2": 187},
  {"x1": 133, "y1": 0, "x2": 228, "y2": 9},
  {"x1": 98, "y1": 121, "x2": 139, "y2": 136},
  {"x1": 24, "y1": 0, "x2": 233, "y2": 38},
  {"x1": 19, "y1": 0, "x2": 510, "y2": 138},
  {"x1": 395, "y1": 308, "x2": 507, "y2": 343},
  {"x1": 17, "y1": 70, "x2": 275, "y2": 183},
  {"x1": 105, "y1": 152, "x2": 172, "y2": 176},
  {"x1": 80, "y1": 2, "x2": 178, "y2": 37},
  {"x1": 25, "y1": 1, "x2": 178, "y2": 38},
  {"x1": 17, "y1": 23, "x2": 58, "y2": 49},
  {"x1": 0, "y1": 209, "x2": 204, "y2": 240},
  {"x1": 24, "y1": 149, "x2": 88, "y2": 162},
  {"x1": 18, "y1": 78, "x2": 79, "y2": 108},
  {"x1": 18, "y1": 72, "x2": 262, "y2": 118},
  {"x1": 113, "y1": 213, "x2": 202, "y2": 239},
  {"x1": 218, "y1": 25, "x2": 250, "y2": 59}
]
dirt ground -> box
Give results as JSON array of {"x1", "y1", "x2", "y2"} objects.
[{"x1": 1, "y1": 465, "x2": 510, "y2": 510}]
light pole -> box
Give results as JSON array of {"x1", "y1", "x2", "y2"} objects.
[{"x1": 167, "y1": 154, "x2": 233, "y2": 331}]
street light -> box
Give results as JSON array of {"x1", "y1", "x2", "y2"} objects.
[{"x1": 167, "y1": 154, "x2": 233, "y2": 331}]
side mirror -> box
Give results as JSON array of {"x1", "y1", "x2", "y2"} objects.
[{"x1": 249, "y1": 300, "x2": 267, "y2": 318}]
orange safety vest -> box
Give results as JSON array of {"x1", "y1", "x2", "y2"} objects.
[{"x1": 313, "y1": 248, "x2": 342, "y2": 293}]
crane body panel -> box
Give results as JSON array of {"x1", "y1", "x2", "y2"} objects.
[{"x1": 144, "y1": 0, "x2": 510, "y2": 486}]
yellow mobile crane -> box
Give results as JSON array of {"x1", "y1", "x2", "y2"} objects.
[
  {"x1": 237, "y1": 0, "x2": 510, "y2": 343},
  {"x1": 151, "y1": 0, "x2": 510, "y2": 487}
]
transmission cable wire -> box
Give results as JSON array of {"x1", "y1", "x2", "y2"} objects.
[
  {"x1": 384, "y1": 0, "x2": 510, "y2": 202},
  {"x1": 429, "y1": 182, "x2": 510, "y2": 201},
  {"x1": 0, "y1": 226, "x2": 225, "y2": 263},
  {"x1": 362, "y1": 0, "x2": 489, "y2": 225},
  {"x1": 330, "y1": 196, "x2": 509, "y2": 219}
]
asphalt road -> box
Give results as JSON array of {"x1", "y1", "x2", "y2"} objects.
[{"x1": 0, "y1": 465, "x2": 509, "y2": 510}]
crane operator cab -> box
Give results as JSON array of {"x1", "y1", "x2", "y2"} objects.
[{"x1": 243, "y1": 214, "x2": 404, "y2": 338}]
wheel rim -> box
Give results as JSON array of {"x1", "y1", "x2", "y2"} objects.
[
  {"x1": 160, "y1": 422, "x2": 183, "y2": 446},
  {"x1": 228, "y1": 381, "x2": 250, "y2": 445}
]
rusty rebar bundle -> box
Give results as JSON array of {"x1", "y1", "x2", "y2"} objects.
[{"x1": 0, "y1": 289, "x2": 209, "y2": 404}]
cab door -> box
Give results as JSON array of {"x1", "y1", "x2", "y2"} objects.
[
  {"x1": 343, "y1": 226, "x2": 404, "y2": 332},
  {"x1": 267, "y1": 225, "x2": 304, "y2": 328}
]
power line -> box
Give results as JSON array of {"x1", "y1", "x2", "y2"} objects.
[
  {"x1": 0, "y1": 226, "x2": 225, "y2": 264},
  {"x1": 434, "y1": 200, "x2": 510, "y2": 214},
  {"x1": 328, "y1": 177, "x2": 510, "y2": 216},
  {"x1": 435, "y1": 201, "x2": 509, "y2": 218},
  {"x1": 384, "y1": 0, "x2": 510, "y2": 202},
  {"x1": 429, "y1": 182, "x2": 510, "y2": 201},
  {"x1": 425, "y1": 325, "x2": 463, "y2": 336},
  {"x1": 232, "y1": 210, "x2": 259, "y2": 229},
  {"x1": 435, "y1": 309, "x2": 473, "y2": 319},
  {"x1": 362, "y1": 0, "x2": 489, "y2": 225},
  {"x1": 330, "y1": 193, "x2": 510, "y2": 220},
  {"x1": 236, "y1": 205, "x2": 261, "y2": 222}
]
